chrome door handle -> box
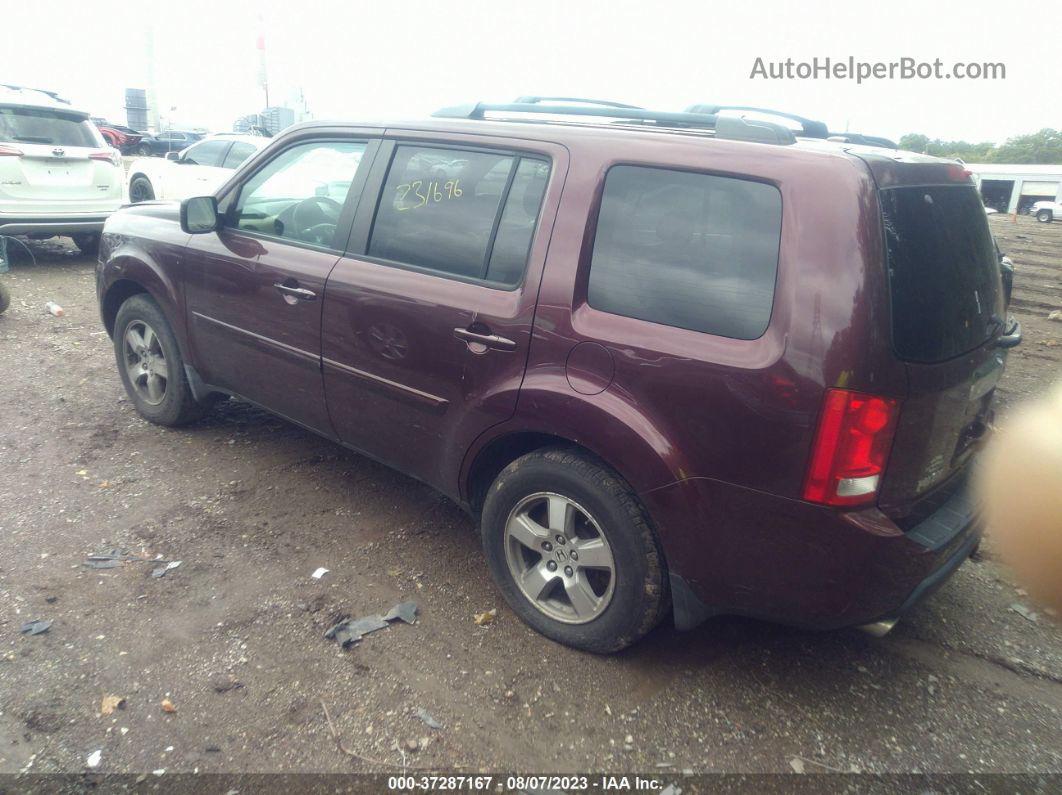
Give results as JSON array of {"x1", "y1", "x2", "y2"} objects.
[
  {"x1": 273, "y1": 283, "x2": 317, "y2": 301},
  {"x1": 453, "y1": 327, "x2": 516, "y2": 351}
]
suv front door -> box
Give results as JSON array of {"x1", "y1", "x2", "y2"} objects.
[
  {"x1": 183, "y1": 135, "x2": 376, "y2": 435},
  {"x1": 321, "y1": 137, "x2": 564, "y2": 493}
]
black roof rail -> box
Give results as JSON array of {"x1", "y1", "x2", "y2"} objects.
[
  {"x1": 686, "y1": 104, "x2": 830, "y2": 139},
  {"x1": 827, "y1": 133, "x2": 898, "y2": 150},
  {"x1": 431, "y1": 102, "x2": 797, "y2": 145},
  {"x1": 686, "y1": 103, "x2": 898, "y2": 149},
  {"x1": 513, "y1": 96, "x2": 644, "y2": 110}
]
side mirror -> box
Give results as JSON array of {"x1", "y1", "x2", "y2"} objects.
[
  {"x1": 180, "y1": 196, "x2": 219, "y2": 234},
  {"x1": 165, "y1": 151, "x2": 180, "y2": 162}
]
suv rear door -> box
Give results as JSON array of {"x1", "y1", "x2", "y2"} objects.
[
  {"x1": 320, "y1": 135, "x2": 565, "y2": 494},
  {"x1": 868, "y1": 168, "x2": 1010, "y2": 515},
  {"x1": 0, "y1": 104, "x2": 120, "y2": 216}
]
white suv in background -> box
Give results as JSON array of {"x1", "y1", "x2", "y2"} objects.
[
  {"x1": 125, "y1": 134, "x2": 268, "y2": 204},
  {"x1": 0, "y1": 85, "x2": 123, "y2": 255}
]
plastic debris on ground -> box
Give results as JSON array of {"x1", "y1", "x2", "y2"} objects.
[
  {"x1": 473, "y1": 608, "x2": 497, "y2": 626},
  {"x1": 383, "y1": 601, "x2": 418, "y2": 624},
  {"x1": 20, "y1": 620, "x2": 51, "y2": 636},
  {"x1": 311, "y1": 567, "x2": 329, "y2": 579},
  {"x1": 325, "y1": 601, "x2": 418, "y2": 649},
  {"x1": 160, "y1": 698, "x2": 177, "y2": 713},
  {"x1": 85, "y1": 549, "x2": 181, "y2": 577},
  {"x1": 151, "y1": 561, "x2": 181, "y2": 578},
  {"x1": 415, "y1": 709, "x2": 443, "y2": 730},
  {"x1": 1010, "y1": 603, "x2": 1039, "y2": 623},
  {"x1": 45, "y1": 301, "x2": 64, "y2": 317},
  {"x1": 100, "y1": 695, "x2": 126, "y2": 716},
  {"x1": 86, "y1": 750, "x2": 102, "y2": 769}
]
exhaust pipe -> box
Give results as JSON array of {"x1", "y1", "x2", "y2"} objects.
[{"x1": 857, "y1": 618, "x2": 898, "y2": 638}]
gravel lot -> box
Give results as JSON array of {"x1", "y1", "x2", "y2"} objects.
[{"x1": 0, "y1": 214, "x2": 1060, "y2": 780}]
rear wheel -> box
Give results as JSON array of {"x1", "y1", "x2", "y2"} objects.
[
  {"x1": 481, "y1": 447, "x2": 668, "y2": 653},
  {"x1": 129, "y1": 175, "x2": 155, "y2": 203},
  {"x1": 72, "y1": 233, "x2": 100, "y2": 256},
  {"x1": 113, "y1": 294, "x2": 210, "y2": 426},
  {"x1": 137, "y1": 144, "x2": 152, "y2": 157},
  {"x1": 1037, "y1": 209, "x2": 1053, "y2": 223}
]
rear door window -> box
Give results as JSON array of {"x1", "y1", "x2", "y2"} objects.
[
  {"x1": 367, "y1": 145, "x2": 550, "y2": 286},
  {"x1": 0, "y1": 107, "x2": 99, "y2": 147},
  {"x1": 881, "y1": 185, "x2": 1004, "y2": 362},
  {"x1": 587, "y1": 165, "x2": 782, "y2": 340}
]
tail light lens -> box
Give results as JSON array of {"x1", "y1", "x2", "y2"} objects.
[
  {"x1": 89, "y1": 149, "x2": 122, "y2": 167},
  {"x1": 803, "y1": 388, "x2": 900, "y2": 507},
  {"x1": 0, "y1": 144, "x2": 23, "y2": 157}
]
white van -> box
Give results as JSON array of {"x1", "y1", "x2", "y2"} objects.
[{"x1": 0, "y1": 85, "x2": 124, "y2": 255}]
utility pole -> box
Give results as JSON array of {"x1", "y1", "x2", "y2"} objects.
[{"x1": 257, "y1": 17, "x2": 269, "y2": 112}]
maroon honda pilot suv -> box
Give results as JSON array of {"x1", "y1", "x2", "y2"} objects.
[{"x1": 96, "y1": 99, "x2": 1019, "y2": 652}]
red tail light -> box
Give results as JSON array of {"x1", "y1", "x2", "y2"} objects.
[
  {"x1": 803, "y1": 388, "x2": 900, "y2": 507},
  {"x1": 89, "y1": 150, "x2": 122, "y2": 167},
  {"x1": 0, "y1": 144, "x2": 23, "y2": 157}
]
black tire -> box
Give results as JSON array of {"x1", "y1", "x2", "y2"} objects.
[
  {"x1": 129, "y1": 175, "x2": 155, "y2": 203},
  {"x1": 0, "y1": 281, "x2": 10, "y2": 315},
  {"x1": 1037, "y1": 209, "x2": 1053, "y2": 223},
  {"x1": 72, "y1": 233, "x2": 100, "y2": 257},
  {"x1": 481, "y1": 447, "x2": 669, "y2": 653},
  {"x1": 137, "y1": 144, "x2": 152, "y2": 157},
  {"x1": 113, "y1": 294, "x2": 210, "y2": 426}
]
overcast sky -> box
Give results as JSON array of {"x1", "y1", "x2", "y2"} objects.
[{"x1": 5, "y1": 0, "x2": 1059, "y2": 144}]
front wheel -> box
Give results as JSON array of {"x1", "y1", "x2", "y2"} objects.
[
  {"x1": 481, "y1": 447, "x2": 669, "y2": 653},
  {"x1": 1037, "y1": 209, "x2": 1053, "y2": 223},
  {"x1": 129, "y1": 175, "x2": 155, "y2": 203},
  {"x1": 113, "y1": 294, "x2": 210, "y2": 426},
  {"x1": 137, "y1": 144, "x2": 152, "y2": 156}
]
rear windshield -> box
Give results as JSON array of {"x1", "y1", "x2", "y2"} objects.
[
  {"x1": 0, "y1": 107, "x2": 99, "y2": 147},
  {"x1": 881, "y1": 185, "x2": 1004, "y2": 363}
]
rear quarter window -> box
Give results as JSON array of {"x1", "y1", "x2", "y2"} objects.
[
  {"x1": 881, "y1": 185, "x2": 1004, "y2": 362},
  {"x1": 587, "y1": 165, "x2": 782, "y2": 340}
]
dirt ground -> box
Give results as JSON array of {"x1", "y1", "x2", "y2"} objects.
[{"x1": 0, "y1": 214, "x2": 1060, "y2": 781}]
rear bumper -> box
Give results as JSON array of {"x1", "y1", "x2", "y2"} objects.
[
  {"x1": 643, "y1": 470, "x2": 981, "y2": 631},
  {"x1": 0, "y1": 215, "x2": 110, "y2": 236}
]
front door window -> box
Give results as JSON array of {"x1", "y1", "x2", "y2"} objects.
[{"x1": 233, "y1": 141, "x2": 366, "y2": 248}]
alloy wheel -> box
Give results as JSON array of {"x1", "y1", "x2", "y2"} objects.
[
  {"x1": 503, "y1": 492, "x2": 616, "y2": 624},
  {"x1": 122, "y1": 320, "x2": 169, "y2": 405}
]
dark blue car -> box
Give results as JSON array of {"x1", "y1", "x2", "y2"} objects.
[{"x1": 135, "y1": 130, "x2": 204, "y2": 157}]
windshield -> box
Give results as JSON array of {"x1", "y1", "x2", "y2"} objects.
[
  {"x1": 0, "y1": 106, "x2": 100, "y2": 147},
  {"x1": 881, "y1": 184, "x2": 1004, "y2": 363}
]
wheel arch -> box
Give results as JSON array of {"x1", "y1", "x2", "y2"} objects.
[
  {"x1": 99, "y1": 254, "x2": 186, "y2": 358},
  {"x1": 465, "y1": 431, "x2": 586, "y2": 517},
  {"x1": 101, "y1": 278, "x2": 150, "y2": 336}
]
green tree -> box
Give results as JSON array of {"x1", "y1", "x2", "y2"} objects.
[
  {"x1": 898, "y1": 128, "x2": 1062, "y2": 164},
  {"x1": 988, "y1": 129, "x2": 1062, "y2": 165},
  {"x1": 898, "y1": 133, "x2": 993, "y2": 160},
  {"x1": 899, "y1": 133, "x2": 929, "y2": 153}
]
